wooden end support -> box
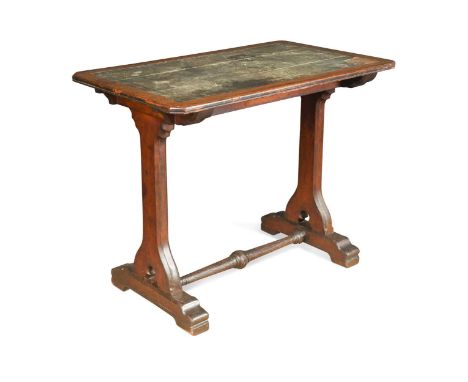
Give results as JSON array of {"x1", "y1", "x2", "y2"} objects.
[{"x1": 261, "y1": 91, "x2": 360, "y2": 268}]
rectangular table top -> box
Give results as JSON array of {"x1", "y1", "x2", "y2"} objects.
[{"x1": 73, "y1": 41, "x2": 394, "y2": 115}]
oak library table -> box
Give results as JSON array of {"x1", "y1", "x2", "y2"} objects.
[{"x1": 73, "y1": 41, "x2": 394, "y2": 335}]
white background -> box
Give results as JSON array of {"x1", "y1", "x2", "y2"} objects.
[{"x1": 1, "y1": 1, "x2": 467, "y2": 381}]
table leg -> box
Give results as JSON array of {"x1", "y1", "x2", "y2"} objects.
[
  {"x1": 111, "y1": 109, "x2": 209, "y2": 335},
  {"x1": 261, "y1": 90, "x2": 359, "y2": 267}
]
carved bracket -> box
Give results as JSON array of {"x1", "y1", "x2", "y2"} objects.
[
  {"x1": 174, "y1": 110, "x2": 214, "y2": 126},
  {"x1": 340, "y1": 73, "x2": 377, "y2": 88},
  {"x1": 95, "y1": 90, "x2": 175, "y2": 138},
  {"x1": 95, "y1": 89, "x2": 216, "y2": 129}
]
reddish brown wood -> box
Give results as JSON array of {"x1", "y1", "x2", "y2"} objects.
[
  {"x1": 110, "y1": 102, "x2": 209, "y2": 334},
  {"x1": 285, "y1": 91, "x2": 334, "y2": 233},
  {"x1": 131, "y1": 110, "x2": 177, "y2": 285},
  {"x1": 111, "y1": 264, "x2": 209, "y2": 335},
  {"x1": 74, "y1": 41, "x2": 394, "y2": 335},
  {"x1": 262, "y1": 90, "x2": 359, "y2": 267},
  {"x1": 262, "y1": 212, "x2": 359, "y2": 268}
]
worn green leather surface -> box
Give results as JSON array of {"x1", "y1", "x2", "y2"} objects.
[{"x1": 95, "y1": 41, "x2": 375, "y2": 102}]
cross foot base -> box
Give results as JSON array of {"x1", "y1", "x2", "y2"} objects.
[
  {"x1": 261, "y1": 211, "x2": 359, "y2": 268},
  {"x1": 111, "y1": 264, "x2": 209, "y2": 335}
]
